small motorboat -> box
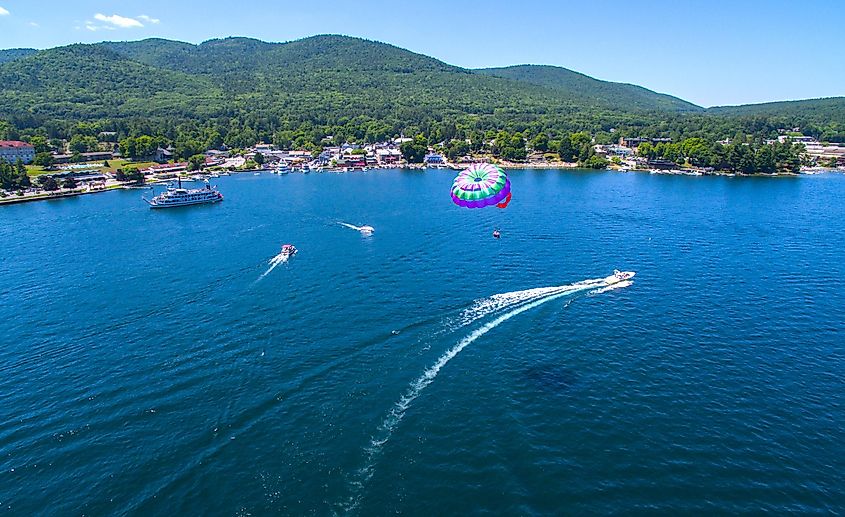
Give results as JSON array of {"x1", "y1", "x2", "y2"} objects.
[
  {"x1": 604, "y1": 270, "x2": 635, "y2": 284},
  {"x1": 359, "y1": 225, "x2": 375, "y2": 235},
  {"x1": 280, "y1": 244, "x2": 298, "y2": 259},
  {"x1": 492, "y1": 230, "x2": 501, "y2": 239}
]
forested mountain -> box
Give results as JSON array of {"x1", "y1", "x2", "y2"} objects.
[
  {"x1": 0, "y1": 48, "x2": 37, "y2": 64},
  {"x1": 0, "y1": 35, "x2": 842, "y2": 147},
  {"x1": 477, "y1": 65, "x2": 702, "y2": 113}
]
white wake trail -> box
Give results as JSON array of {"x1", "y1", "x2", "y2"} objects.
[
  {"x1": 255, "y1": 254, "x2": 287, "y2": 282},
  {"x1": 455, "y1": 277, "x2": 606, "y2": 328},
  {"x1": 342, "y1": 278, "x2": 605, "y2": 513},
  {"x1": 339, "y1": 222, "x2": 364, "y2": 231}
]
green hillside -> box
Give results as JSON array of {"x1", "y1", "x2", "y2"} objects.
[
  {"x1": 0, "y1": 35, "x2": 702, "y2": 132},
  {"x1": 0, "y1": 48, "x2": 37, "y2": 64},
  {"x1": 477, "y1": 64, "x2": 702, "y2": 113},
  {"x1": 0, "y1": 35, "x2": 842, "y2": 147}
]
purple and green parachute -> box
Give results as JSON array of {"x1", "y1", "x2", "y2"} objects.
[{"x1": 450, "y1": 163, "x2": 512, "y2": 209}]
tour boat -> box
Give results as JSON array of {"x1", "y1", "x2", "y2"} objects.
[
  {"x1": 275, "y1": 161, "x2": 290, "y2": 174},
  {"x1": 144, "y1": 179, "x2": 223, "y2": 209}
]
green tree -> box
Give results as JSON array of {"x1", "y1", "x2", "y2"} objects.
[
  {"x1": 558, "y1": 135, "x2": 576, "y2": 162},
  {"x1": 28, "y1": 135, "x2": 50, "y2": 153},
  {"x1": 17, "y1": 167, "x2": 31, "y2": 189},
  {"x1": 33, "y1": 152, "x2": 55, "y2": 169},
  {"x1": 253, "y1": 152, "x2": 265, "y2": 165},
  {"x1": 40, "y1": 176, "x2": 59, "y2": 191},
  {"x1": 755, "y1": 145, "x2": 776, "y2": 174},
  {"x1": 400, "y1": 135, "x2": 428, "y2": 163},
  {"x1": 188, "y1": 154, "x2": 206, "y2": 171},
  {"x1": 530, "y1": 133, "x2": 549, "y2": 152},
  {"x1": 62, "y1": 176, "x2": 78, "y2": 189},
  {"x1": 119, "y1": 137, "x2": 137, "y2": 160},
  {"x1": 68, "y1": 135, "x2": 97, "y2": 154},
  {"x1": 583, "y1": 155, "x2": 609, "y2": 169},
  {"x1": 637, "y1": 142, "x2": 656, "y2": 160}
]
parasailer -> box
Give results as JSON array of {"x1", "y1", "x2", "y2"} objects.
[{"x1": 451, "y1": 163, "x2": 512, "y2": 209}]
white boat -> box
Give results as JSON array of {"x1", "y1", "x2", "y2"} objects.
[
  {"x1": 603, "y1": 270, "x2": 635, "y2": 284},
  {"x1": 359, "y1": 225, "x2": 375, "y2": 235},
  {"x1": 144, "y1": 179, "x2": 223, "y2": 209},
  {"x1": 280, "y1": 244, "x2": 297, "y2": 260},
  {"x1": 275, "y1": 161, "x2": 290, "y2": 174}
]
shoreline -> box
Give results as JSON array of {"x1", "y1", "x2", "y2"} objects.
[{"x1": 2, "y1": 166, "x2": 841, "y2": 206}]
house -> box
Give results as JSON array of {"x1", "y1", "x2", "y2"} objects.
[
  {"x1": 604, "y1": 145, "x2": 633, "y2": 157},
  {"x1": 0, "y1": 141, "x2": 35, "y2": 164},
  {"x1": 375, "y1": 148, "x2": 402, "y2": 165},
  {"x1": 619, "y1": 137, "x2": 648, "y2": 148},
  {"x1": 619, "y1": 137, "x2": 673, "y2": 148},
  {"x1": 205, "y1": 149, "x2": 231, "y2": 159},
  {"x1": 154, "y1": 147, "x2": 174, "y2": 163},
  {"x1": 424, "y1": 153, "x2": 445, "y2": 165}
]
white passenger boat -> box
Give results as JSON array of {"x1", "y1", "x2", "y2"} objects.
[{"x1": 144, "y1": 179, "x2": 223, "y2": 209}]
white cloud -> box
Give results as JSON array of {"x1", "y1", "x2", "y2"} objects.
[
  {"x1": 0, "y1": 6, "x2": 10, "y2": 16},
  {"x1": 28, "y1": 21, "x2": 38, "y2": 27},
  {"x1": 137, "y1": 14, "x2": 160, "y2": 24},
  {"x1": 93, "y1": 13, "x2": 144, "y2": 28},
  {"x1": 85, "y1": 21, "x2": 116, "y2": 32}
]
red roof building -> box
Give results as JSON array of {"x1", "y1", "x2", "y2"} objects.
[{"x1": 0, "y1": 140, "x2": 36, "y2": 165}]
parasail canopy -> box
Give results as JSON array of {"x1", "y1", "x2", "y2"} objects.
[{"x1": 451, "y1": 163, "x2": 512, "y2": 209}]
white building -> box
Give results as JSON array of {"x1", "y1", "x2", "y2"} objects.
[{"x1": 0, "y1": 140, "x2": 35, "y2": 164}]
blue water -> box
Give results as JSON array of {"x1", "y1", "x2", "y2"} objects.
[{"x1": 1, "y1": 170, "x2": 844, "y2": 515}]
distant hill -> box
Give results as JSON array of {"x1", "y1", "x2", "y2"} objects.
[
  {"x1": 1, "y1": 35, "x2": 674, "y2": 133},
  {"x1": 0, "y1": 35, "x2": 842, "y2": 143},
  {"x1": 0, "y1": 44, "x2": 223, "y2": 119},
  {"x1": 708, "y1": 97, "x2": 845, "y2": 118},
  {"x1": 476, "y1": 65, "x2": 702, "y2": 113},
  {"x1": 0, "y1": 48, "x2": 37, "y2": 64}
]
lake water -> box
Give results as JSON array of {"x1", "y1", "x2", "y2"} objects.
[{"x1": 1, "y1": 170, "x2": 844, "y2": 515}]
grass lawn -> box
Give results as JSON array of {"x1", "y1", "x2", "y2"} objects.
[{"x1": 27, "y1": 159, "x2": 157, "y2": 177}]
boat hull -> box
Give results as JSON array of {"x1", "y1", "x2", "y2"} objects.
[{"x1": 149, "y1": 197, "x2": 222, "y2": 209}]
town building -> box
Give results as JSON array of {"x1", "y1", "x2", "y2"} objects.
[
  {"x1": 424, "y1": 153, "x2": 445, "y2": 165},
  {"x1": 154, "y1": 147, "x2": 174, "y2": 163},
  {"x1": 51, "y1": 151, "x2": 114, "y2": 164},
  {"x1": 0, "y1": 140, "x2": 35, "y2": 164},
  {"x1": 375, "y1": 148, "x2": 401, "y2": 165}
]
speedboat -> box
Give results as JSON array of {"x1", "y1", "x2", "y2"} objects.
[
  {"x1": 359, "y1": 225, "x2": 374, "y2": 235},
  {"x1": 280, "y1": 244, "x2": 297, "y2": 259},
  {"x1": 492, "y1": 230, "x2": 501, "y2": 239},
  {"x1": 603, "y1": 270, "x2": 635, "y2": 284}
]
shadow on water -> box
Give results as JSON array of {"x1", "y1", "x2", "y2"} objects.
[{"x1": 524, "y1": 363, "x2": 580, "y2": 394}]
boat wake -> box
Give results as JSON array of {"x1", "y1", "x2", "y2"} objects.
[
  {"x1": 340, "y1": 274, "x2": 633, "y2": 513},
  {"x1": 255, "y1": 253, "x2": 288, "y2": 282},
  {"x1": 339, "y1": 222, "x2": 375, "y2": 235}
]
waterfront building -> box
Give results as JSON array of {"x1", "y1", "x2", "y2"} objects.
[
  {"x1": 375, "y1": 148, "x2": 401, "y2": 165},
  {"x1": 424, "y1": 153, "x2": 445, "y2": 165},
  {"x1": 0, "y1": 141, "x2": 35, "y2": 164}
]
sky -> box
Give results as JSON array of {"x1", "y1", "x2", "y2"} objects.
[{"x1": 0, "y1": 0, "x2": 842, "y2": 107}]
